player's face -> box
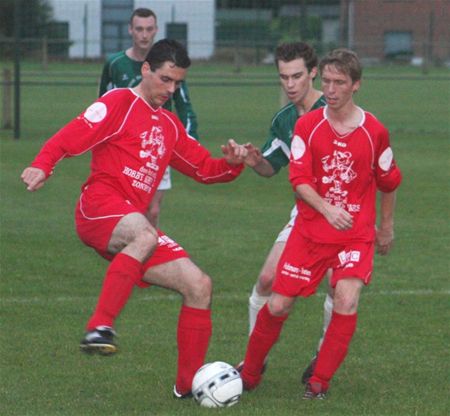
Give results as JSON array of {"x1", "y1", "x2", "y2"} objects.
[
  {"x1": 278, "y1": 58, "x2": 317, "y2": 106},
  {"x1": 129, "y1": 16, "x2": 158, "y2": 52},
  {"x1": 321, "y1": 64, "x2": 360, "y2": 111},
  {"x1": 139, "y1": 61, "x2": 186, "y2": 108}
]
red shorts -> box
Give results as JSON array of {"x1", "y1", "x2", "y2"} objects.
[
  {"x1": 75, "y1": 185, "x2": 188, "y2": 287},
  {"x1": 273, "y1": 226, "x2": 374, "y2": 298}
]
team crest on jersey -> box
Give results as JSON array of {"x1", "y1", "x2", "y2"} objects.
[
  {"x1": 321, "y1": 150, "x2": 357, "y2": 208},
  {"x1": 139, "y1": 127, "x2": 166, "y2": 171}
]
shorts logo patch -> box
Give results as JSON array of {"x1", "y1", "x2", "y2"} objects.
[{"x1": 338, "y1": 250, "x2": 361, "y2": 266}]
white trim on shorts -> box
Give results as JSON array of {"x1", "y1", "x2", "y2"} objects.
[
  {"x1": 275, "y1": 205, "x2": 298, "y2": 243},
  {"x1": 157, "y1": 167, "x2": 172, "y2": 191}
]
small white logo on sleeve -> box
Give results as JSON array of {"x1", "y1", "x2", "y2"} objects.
[
  {"x1": 84, "y1": 102, "x2": 107, "y2": 123},
  {"x1": 291, "y1": 135, "x2": 306, "y2": 160},
  {"x1": 378, "y1": 147, "x2": 393, "y2": 171}
]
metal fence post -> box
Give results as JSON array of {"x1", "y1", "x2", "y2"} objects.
[{"x1": 2, "y1": 69, "x2": 13, "y2": 129}]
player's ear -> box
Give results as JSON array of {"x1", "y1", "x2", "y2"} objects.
[
  {"x1": 352, "y1": 79, "x2": 361, "y2": 94},
  {"x1": 141, "y1": 61, "x2": 151, "y2": 75},
  {"x1": 310, "y1": 66, "x2": 318, "y2": 80}
]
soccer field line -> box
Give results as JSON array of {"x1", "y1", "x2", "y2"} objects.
[{"x1": 1, "y1": 289, "x2": 449, "y2": 305}]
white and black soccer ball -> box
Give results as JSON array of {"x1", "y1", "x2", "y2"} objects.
[{"x1": 192, "y1": 361, "x2": 243, "y2": 408}]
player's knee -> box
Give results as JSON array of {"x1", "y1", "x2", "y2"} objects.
[
  {"x1": 185, "y1": 272, "x2": 212, "y2": 307},
  {"x1": 267, "y1": 295, "x2": 292, "y2": 317},
  {"x1": 134, "y1": 226, "x2": 158, "y2": 253},
  {"x1": 257, "y1": 272, "x2": 274, "y2": 295},
  {"x1": 333, "y1": 292, "x2": 359, "y2": 314}
]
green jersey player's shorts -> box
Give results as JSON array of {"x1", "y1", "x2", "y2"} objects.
[{"x1": 275, "y1": 206, "x2": 298, "y2": 243}]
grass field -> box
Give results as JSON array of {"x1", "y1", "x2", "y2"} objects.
[{"x1": 1, "y1": 62, "x2": 449, "y2": 415}]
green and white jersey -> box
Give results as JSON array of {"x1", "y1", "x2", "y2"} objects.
[
  {"x1": 261, "y1": 95, "x2": 327, "y2": 173},
  {"x1": 99, "y1": 51, "x2": 199, "y2": 139}
]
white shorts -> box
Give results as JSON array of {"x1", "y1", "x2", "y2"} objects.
[
  {"x1": 157, "y1": 167, "x2": 172, "y2": 191},
  {"x1": 275, "y1": 205, "x2": 298, "y2": 243}
]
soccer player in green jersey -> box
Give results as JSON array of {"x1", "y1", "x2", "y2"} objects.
[
  {"x1": 99, "y1": 8, "x2": 199, "y2": 227},
  {"x1": 240, "y1": 42, "x2": 331, "y2": 382}
]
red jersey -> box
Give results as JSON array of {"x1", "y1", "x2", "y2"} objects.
[
  {"x1": 31, "y1": 89, "x2": 243, "y2": 213},
  {"x1": 289, "y1": 106, "x2": 402, "y2": 244}
]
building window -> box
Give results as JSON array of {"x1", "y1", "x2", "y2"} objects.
[{"x1": 384, "y1": 31, "x2": 413, "y2": 59}]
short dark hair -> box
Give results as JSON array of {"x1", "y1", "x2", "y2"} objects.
[
  {"x1": 275, "y1": 42, "x2": 318, "y2": 73},
  {"x1": 145, "y1": 39, "x2": 191, "y2": 71},
  {"x1": 130, "y1": 8, "x2": 157, "y2": 25},
  {"x1": 319, "y1": 48, "x2": 362, "y2": 82}
]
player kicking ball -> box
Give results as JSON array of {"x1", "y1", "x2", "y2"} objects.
[{"x1": 21, "y1": 39, "x2": 248, "y2": 398}]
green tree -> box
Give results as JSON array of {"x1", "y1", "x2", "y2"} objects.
[{"x1": 0, "y1": 0, "x2": 53, "y2": 38}]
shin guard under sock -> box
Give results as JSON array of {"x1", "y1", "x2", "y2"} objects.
[
  {"x1": 242, "y1": 303, "x2": 288, "y2": 389},
  {"x1": 310, "y1": 311, "x2": 357, "y2": 390},
  {"x1": 176, "y1": 305, "x2": 212, "y2": 394},
  {"x1": 87, "y1": 253, "x2": 143, "y2": 330}
]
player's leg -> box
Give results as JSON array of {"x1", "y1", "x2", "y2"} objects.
[
  {"x1": 147, "y1": 167, "x2": 171, "y2": 227},
  {"x1": 301, "y1": 270, "x2": 334, "y2": 384},
  {"x1": 240, "y1": 292, "x2": 294, "y2": 390},
  {"x1": 248, "y1": 206, "x2": 296, "y2": 335},
  {"x1": 305, "y1": 278, "x2": 362, "y2": 398},
  {"x1": 248, "y1": 241, "x2": 286, "y2": 334},
  {"x1": 147, "y1": 189, "x2": 165, "y2": 227},
  {"x1": 142, "y1": 257, "x2": 212, "y2": 396},
  {"x1": 304, "y1": 242, "x2": 374, "y2": 399},
  {"x1": 81, "y1": 212, "x2": 158, "y2": 354}
]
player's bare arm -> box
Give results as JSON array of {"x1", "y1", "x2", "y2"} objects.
[
  {"x1": 21, "y1": 167, "x2": 47, "y2": 192},
  {"x1": 244, "y1": 143, "x2": 276, "y2": 177},
  {"x1": 221, "y1": 139, "x2": 248, "y2": 165},
  {"x1": 295, "y1": 183, "x2": 353, "y2": 231},
  {"x1": 376, "y1": 190, "x2": 397, "y2": 255}
]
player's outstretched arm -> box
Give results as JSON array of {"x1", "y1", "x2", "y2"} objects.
[
  {"x1": 221, "y1": 139, "x2": 248, "y2": 165},
  {"x1": 243, "y1": 143, "x2": 275, "y2": 177},
  {"x1": 376, "y1": 190, "x2": 397, "y2": 255},
  {"x1": 21, "y1": 167, "x2": 47, "y2": 192}
]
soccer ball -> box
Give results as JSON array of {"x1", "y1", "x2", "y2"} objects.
[{"x1": 192, "y1": 361, "x2": 243, "y2": 408}]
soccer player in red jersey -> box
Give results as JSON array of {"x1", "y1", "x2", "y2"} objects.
[
  {"x1": 238, "y1": 49, "x2": 402, "y2": 399},
  {"x1": 21, "y1": 39, "x2": 248, "y2": 398}
]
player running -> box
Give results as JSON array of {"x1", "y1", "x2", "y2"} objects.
[
  {"x1": 238, "y1": 48, "x2": 402, "y2": 399},
  {"x1": 240, "y1": 42, "x2": 331, "y2": 381}
]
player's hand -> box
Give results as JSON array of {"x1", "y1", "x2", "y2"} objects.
[
  {"x1": 323, "y1": 202, "x2": 353, "y2": 231},
  {"x1": 375, "y1": 225, "x2": 394, "y2": 255},
  {"x1": 221, "y1": 139, "x2": 248, "y2": 165},
  {"x1": 21, "y1": 167, "x2": 47, "y2": 191},
  {"x1": 243, "y1": 143, "x2": 263, "y2": 168}
]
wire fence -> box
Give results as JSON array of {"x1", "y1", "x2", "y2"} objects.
[{"x1": 1, "y1": 0, "x2": 450, "y2": 138}]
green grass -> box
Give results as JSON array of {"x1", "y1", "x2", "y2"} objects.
[{"x1": 1, "y1": 63, "x2": 449, "y2": 415}]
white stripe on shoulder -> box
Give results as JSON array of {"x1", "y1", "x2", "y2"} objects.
[
  {"x1": 308, "y1": 111, "x2": 327, "y2": 146},
  {"x1": 262, "y1": 138, "x2": 291, "y2": 158},
  {"x1": 161, "y1": 111, "x2": 180, "y2": 141}
]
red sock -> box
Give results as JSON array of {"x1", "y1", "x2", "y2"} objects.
[
  {"x1": 176, "y1": 305, "x2": 212, "y2": 394},
  {"x1": 241, "y1": 303, "x2": 288, "y2": 389},
  {"x1": 310, "y1": 311, "x2": 357, "y2": 390},
  {"x1": 86, "y1": 253, "x2": 143, "y2": 330}
]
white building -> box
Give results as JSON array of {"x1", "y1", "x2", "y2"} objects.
[{"x1": 48, "y1": 0, "x2": 215, "y2": 59}]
